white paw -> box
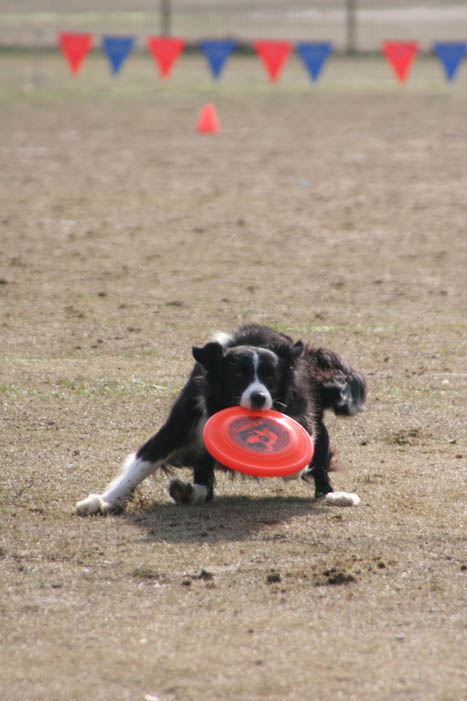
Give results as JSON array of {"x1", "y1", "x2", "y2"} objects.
[
  {"x1": 168, "y1": 480, "x2": 208, "y2": 505},
  {"x1": 191, "y1": 484, "x2": 209, "y2": 503},
  {"x1": 74, "y1": 493, "x2": 113, "y2": 516},
  {"x1": 323, "y1": 491, "x2": 360, "y2": 507}
]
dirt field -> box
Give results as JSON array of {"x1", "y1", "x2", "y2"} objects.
[{"x1": 1, "y1": 52, "x2": 466, "y2": 700}]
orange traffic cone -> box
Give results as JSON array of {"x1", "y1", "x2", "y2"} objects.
[{"x1": 196, "y1": 104, "x2": 220, "y2": 133}]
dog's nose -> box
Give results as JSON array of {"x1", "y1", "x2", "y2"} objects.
[{"x1": 250, "y1": 391, "x2": 268, "y2": 409}]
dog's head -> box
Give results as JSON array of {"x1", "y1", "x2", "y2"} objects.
[{"x1": 192, "y1": 338, "x2": 303, "y2": 414}]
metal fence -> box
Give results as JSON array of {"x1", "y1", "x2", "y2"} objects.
[{"x1": 2, "y1": 1, "x2": 467, "y2": 52}]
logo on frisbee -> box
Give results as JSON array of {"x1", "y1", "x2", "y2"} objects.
[{"x1": 228, "y1": 416, "x2": 290, "y2": 454}]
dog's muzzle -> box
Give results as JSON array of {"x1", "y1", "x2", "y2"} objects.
[{"x1": 241, "y1": 387, "x2": 273, "y2": 411}]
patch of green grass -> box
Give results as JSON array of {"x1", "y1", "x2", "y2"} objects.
[
  {"x1": 0, "y1": 376, "x2": 169, "y2": 401},
  {"x1": 269, "y1": 322, "x2": 340, "y2": 336},
  {"x1": 0, "y1": 384, "x2": 40, "y2": 398}
]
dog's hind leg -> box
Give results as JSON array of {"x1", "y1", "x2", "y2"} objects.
[
  {"x1": 305, "y1": 422, "x2": 360, "y2": 507},
  {"x1": 169, "y1": 454, "x2": 215, "y2": 505}
]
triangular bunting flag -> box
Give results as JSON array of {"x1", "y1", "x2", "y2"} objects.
[
  {"x1": 433, "y1": 42, "x2": 466, "y2": 81},
  {"x1": 382, "y1": 41, "x2": 418, "y2": 82},
  {"x1": 200, "y1": 39, "x2": 236, "y2": 79},
  {"x1": 296, "y1": 42, "x2": 332, "y2": 82},
  {"x1": 58, "y1": 32, "x2": 93, "y2": 75},
  {"x1": 102, "y1": 35, "x2": 134, "y2": 75},
  {"x1": 196, "y1": 104, "x2": 220, "y2": 133},
  {"x1": 146, "y1": 37, "x2": 185, "y2": 78},
  {"x1": 253, "y1": 40, "x2": 292, "y2": 82}
]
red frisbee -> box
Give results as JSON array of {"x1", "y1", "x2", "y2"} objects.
[{"x1": 203, "y1": 407, "x2": 314, "y2": 477}]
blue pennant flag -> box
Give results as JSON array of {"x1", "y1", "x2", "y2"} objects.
[
  {"x1": 102, "y1": 35, "x2": 135, "y2": 75},
  {"x1": 200, "y1": 39, "x2": 236, "y2": 79},
  {"x1": 296, "y1": 42, "x2": 332, "y2": 82},
  {"x1": 433, "y1": 42, "x2": 466, "y2": 81}
]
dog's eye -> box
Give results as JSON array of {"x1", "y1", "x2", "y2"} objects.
[
  {"x1": 263, "y1": 376, "x2": 276, "y2": 390},
  {"x1": 233, "y1": 368, "x2": 248, "y2": 379}
]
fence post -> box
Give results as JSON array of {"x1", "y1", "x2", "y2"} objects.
[
  {"x1": 346, "y1": 0, "x2": 357, "y2": 54},
  {"x1": 161, "y1": 0, "x2": 171, "y2": 36}
]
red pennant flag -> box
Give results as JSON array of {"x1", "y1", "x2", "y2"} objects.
[
  {"x1": 382, "y1": 41, "x2": 418, "y2": 82},
  {"x1": 147, "y1": 37, "x2": 185, "y2": 78},
  {"x1": 253, "y1": 40, "x2": 292, "y2": 82},
  {"x1": 58, "y1": 32, "x2": 93, "y2": 75}
]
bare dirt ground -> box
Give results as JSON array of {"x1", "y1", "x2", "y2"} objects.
[{"x1": 1, "y1": 53, "x2": 466, "y2": 700}]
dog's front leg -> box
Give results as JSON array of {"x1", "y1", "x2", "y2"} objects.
[
  {"x1": 75, "y1": 422, "x2": 180, "y2": 516},
  {"x1": 75, "y1": 452, "x2": 156, "y2": 515}
]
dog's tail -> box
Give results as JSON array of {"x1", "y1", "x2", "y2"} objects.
[{"x1": 305, "y1": 347, "x2": 367, "y2": 416}]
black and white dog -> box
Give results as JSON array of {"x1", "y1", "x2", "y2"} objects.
[{"x1": 75, "y1": 324, "x2": 366, "y2": 515}]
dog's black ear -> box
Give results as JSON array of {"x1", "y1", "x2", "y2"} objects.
[
  {"x1": 276, "y1": 339, "x2": 304, "y2": 367},
  {"x1": 292, "y1": 340, "x2": 304, "y2": 359},
  {"x1": 192, "y1": 342, "x2": 224, "y2": 371}
]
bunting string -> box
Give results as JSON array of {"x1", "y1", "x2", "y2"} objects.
[{"x1": 58, "y1": 33, "x2": 467, "y2": 84}]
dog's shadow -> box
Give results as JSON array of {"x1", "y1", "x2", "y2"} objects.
[{"x1": 123, "y1": 495, "x2": 329, "y2": 545}]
